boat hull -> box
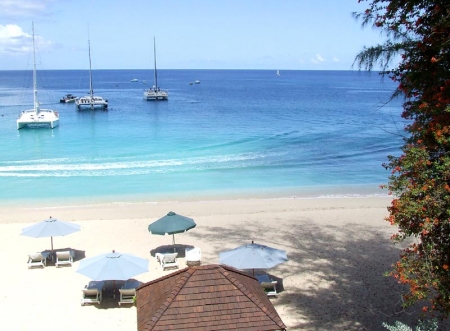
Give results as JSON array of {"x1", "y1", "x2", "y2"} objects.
[
  {"x1": 60, "y1": 94, "x2": 78, "y2": 103},
  {"x1": 17, "y1": 109, "x2": 59, "y2": 130},
  {"x1": 143, "y1": 90, "x2": 168, "y2": 101},
  {"x1": 76, "y1": 96, "x2": 108, "y2": 109}
]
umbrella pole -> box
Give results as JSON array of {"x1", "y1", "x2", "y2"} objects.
[
  {"x1": 50, "y1": 236, "x2": 54, "y2": 262},
  {"x1": 172, "y1": 234, "x2": 175, "y2": 245}
]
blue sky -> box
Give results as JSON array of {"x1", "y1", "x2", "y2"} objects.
[{"x1": 0, "y1": 0, "x2": 386, "y2": 70}]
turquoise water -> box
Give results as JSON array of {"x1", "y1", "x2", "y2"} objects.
[{"x1": 0, "y1": 70, "x2": 405, "y2": 205}]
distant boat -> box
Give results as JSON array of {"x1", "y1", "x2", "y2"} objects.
[
  {"x1": 276, "y1": 70, "x2": 280, "y2": 76},
  {"x1": 17, "y1": 22, "x2": 59, "y2": 130},
  {"x1": 194, "y1": 80, "x2": 200, "y2": 84},
  {"x1": 60, "y1": 94, "x2": 78, "y2": 103},
  {"x1": 75, "y1": 38, "x2": 108, "y2": 110},
  {"x1": 189, "y1": 82, "x2": 193, "y2": 85},
  {"x1": 143, "y1": 37, "x2": 168, "y2": 101},
  {"x1": 131, "y1": 78, "x2": 138, "y2": 82}
]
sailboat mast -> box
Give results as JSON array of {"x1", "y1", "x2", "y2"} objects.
[
  {"x1": 88, "y1": 39, "x2": 94, "y2": 99},
  {"x1": 32, "y1": 22, "x2": 39, "y2": 113},
  {"x1": 153, "y1": 36, "x2": 158, "y2": 90}
]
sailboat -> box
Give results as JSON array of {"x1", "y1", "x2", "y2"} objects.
[
  {"x1": 276, "y1": 70, "x2": 280, "y2": 76},
  {"x1": 143, "y1": 37, "x2": 168, "y2": 101},
  {"x1": 75, "y1": 38, "x2": 108, "y2": 110},
  {"x1": 17, "y1": 23, "x2": 59, "y2": 130}
]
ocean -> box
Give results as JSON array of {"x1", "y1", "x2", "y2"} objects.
[{"x1": 0, "y1": 69, "x2": 406, "y2": 206}]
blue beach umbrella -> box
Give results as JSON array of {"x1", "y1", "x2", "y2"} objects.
[
  {"x1": 20, "y1": 216, "x2": 81, "y2": 252},
  {"x1": 76, "y1": 250, "x2": 149, "y2": 281},
  {"x1": 219, "y1": 241, "x2": 288, "y2": 275},
  {"x1": 77, "y1": 250, "x2": 149, "y2": 299},
  {"x1": 148, "y1": 211, "x2": 196, "y2": 244}
]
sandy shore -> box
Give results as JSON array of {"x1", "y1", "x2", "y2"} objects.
[{"x1": 0, "y1": 196, "x2": 441, "y2": 330}]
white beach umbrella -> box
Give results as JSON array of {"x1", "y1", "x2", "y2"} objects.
[
  {"x1": 20, "y1": 216, "x2": 81, "y2": 253},
  {"x1": 219, "y1": 241, "x2": 288, "y2": 275}
]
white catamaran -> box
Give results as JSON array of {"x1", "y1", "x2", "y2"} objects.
[
  {"x1": 143, "y1": 37, "x2": 168, "y2": 101},
  {"x1": 76, "y1": 39, "x2": 108, "y2": 110},
  {"x1": 17, "y1": 23, "x2": 59, "y2": 130}
]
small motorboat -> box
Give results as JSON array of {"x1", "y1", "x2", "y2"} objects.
[
  {"x1": 194, "y1": 80, "x2": 200, "y2": 84},
  {"x1": 131, "y1": 78, "x2": 138, "y2": 82},
  {"x1": 60, "y1": 94, "x2": 78, "y2": 103}
]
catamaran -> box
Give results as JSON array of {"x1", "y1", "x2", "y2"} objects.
[
  {"x1": 76, "y1": 39, "x2": 108, "y2": 110},
  {"x1": 17, "y1": 23, "x2": 59, "y2": 130},
  {"x1": 143, "y1": 37, "x2": 168, "y2": 101}
]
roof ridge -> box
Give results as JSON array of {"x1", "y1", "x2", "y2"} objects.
[{"x1": 221, "y1": 267, "x2": 286, "y2": 329}]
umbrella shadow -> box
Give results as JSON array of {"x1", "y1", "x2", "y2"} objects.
[
  {"x1": 254, "y1": 271, "x2": 285, "y2": 294},
  {"x1": 92, "y1": 279, "x2": 143, "y2": 309},
  {"x1": 42, "y1": 247, "x2": 86, "y2": 266},
  {"x1": 242, "y1": 269, "x2": 285, "y2": 294},
  {"x1": 150, "y1": 244, "x2": 194, "y2": 258}
]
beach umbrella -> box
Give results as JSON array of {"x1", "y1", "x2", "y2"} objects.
[
  {"x1": 76, "y1": 250, "x2": 149, "y2": 281},
  {"x1": 20, "y1": 216, "x2": 81, "y2": 253},
  {"x1": 76, "y1": 250, "x2": 149, "y2": 298},
  {"x1": 148, "y1": 211, "x2": 196, "y2": 244},
  {"x1": 219, "y1": 241, "x2": 288, "y2": 275}
]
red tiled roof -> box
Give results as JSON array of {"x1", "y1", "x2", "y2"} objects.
[{"x1": 136, "y1": 264, "x2": 286, "y2": 331}]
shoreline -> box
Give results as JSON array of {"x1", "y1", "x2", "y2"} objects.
[
  {"x1": 0, "y1": 182, "x2": 389, "y2": 210},
  {"x1": 0, "y1": 197, "x2": 392, "y2": 224}
]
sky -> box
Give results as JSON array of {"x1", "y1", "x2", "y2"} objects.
[{"x1": 0, "y1": 0, "x2": 387, "y2": 70}]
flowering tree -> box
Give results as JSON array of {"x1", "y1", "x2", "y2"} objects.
[{"x1": 354, "y1": 0, "x2": 450, "y2": 316}]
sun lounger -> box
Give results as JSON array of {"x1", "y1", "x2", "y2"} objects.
[
  {"x1": 55, "y1": 250, "x2": 75, "y2": 267},
  {"x1": 27, "y1": 252, "x2": 46, "y2": 268},
  {"x1": 261, "y1": 280, "x2": 278, "y2": 297},
  {"x1": 81, "y1": 281, "x2": 104, "y2": 306},
  {"x1": 185, "y1": 247, "x2": 201, "y2": 266},
  {"x1": 156, "y1": 252, "x2": 179, "y2": 271},
  {"x1": 256, "y1": 274, "x2": 278, "y2": 297},
  {"x1": 119, "y1": 280, "x2": 141, "y2": 306}
]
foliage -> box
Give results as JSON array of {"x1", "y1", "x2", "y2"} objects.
[
  {"x1": 382, "y1": 318, "x2": 438, "y2": 331},
  {"x1": 354, "y1": 0, "x2": 450, "y2": 316}
]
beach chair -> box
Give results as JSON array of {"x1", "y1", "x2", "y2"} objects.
[
  {"x1": 156, "y1": 252, "x2": 179, "y2": 271},
  {"x1": 27, "y1": 252, "x2": 46, "y2": 268},
  {"x1": 255, "y1": 274, "x2": 278, "y2": 297},
  {"x1": 261, "y1": 280, "x2": 278, "y2": 297},
  {"x1": 119, "y1": 280, "x2": 141, "y2": 306},
  {"x1": 185, "y1": 247, "x2": 201, "y2": 266},
  {"x1": 81, "y1": 281, "x2": 104, "y2": 306},
  {"x1": 55, "y1": 250, "x2": 74, "y2": 267}
]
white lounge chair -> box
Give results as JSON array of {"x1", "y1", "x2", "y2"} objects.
[
  {"x1": 261, "y1": 280, "x2": 278, "y2": 297},
  {"x1": 185, "y1": 247, "x2": 201, "y2": 266},
  {"x1": 27, "y1": 252, "x2": 46, "y2": 269},
  {"x1": 255, "y1": 274, "x2": 278, "y2": 297},
  {"x1": 55, "y1": 250, "x2": 74, "y2": 267},
  {"x1": 81, "y1": 281, "x2": 104, "y2": 306},
  {"x1": 156, "y1": 252, "x2": 179, "y2": 271},
  {"x1": 119, "y1": 280, "x2": 141, "y2": 306}
]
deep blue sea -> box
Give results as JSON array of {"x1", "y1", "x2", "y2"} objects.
[{"x1": 0, "y1": 69, "x2": 406, "y2": 206}]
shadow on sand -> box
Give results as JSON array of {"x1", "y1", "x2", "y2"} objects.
[
  {"x1": 187, "y1": 218, "x2": 450, "y2": 330},
  {"x1": 149, "y1": 244, "x2": 194, "y2": 258},
  {"x1": 42, "y1": 247, "x2": 85, "y2": 266},
  {"x1": 82, "y1": 279, "x2": 143, "y2": 309}
]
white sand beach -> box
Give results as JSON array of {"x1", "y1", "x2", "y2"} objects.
[{"x1": 0, "y1": 196, "x2": 436, "y2": 330}]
